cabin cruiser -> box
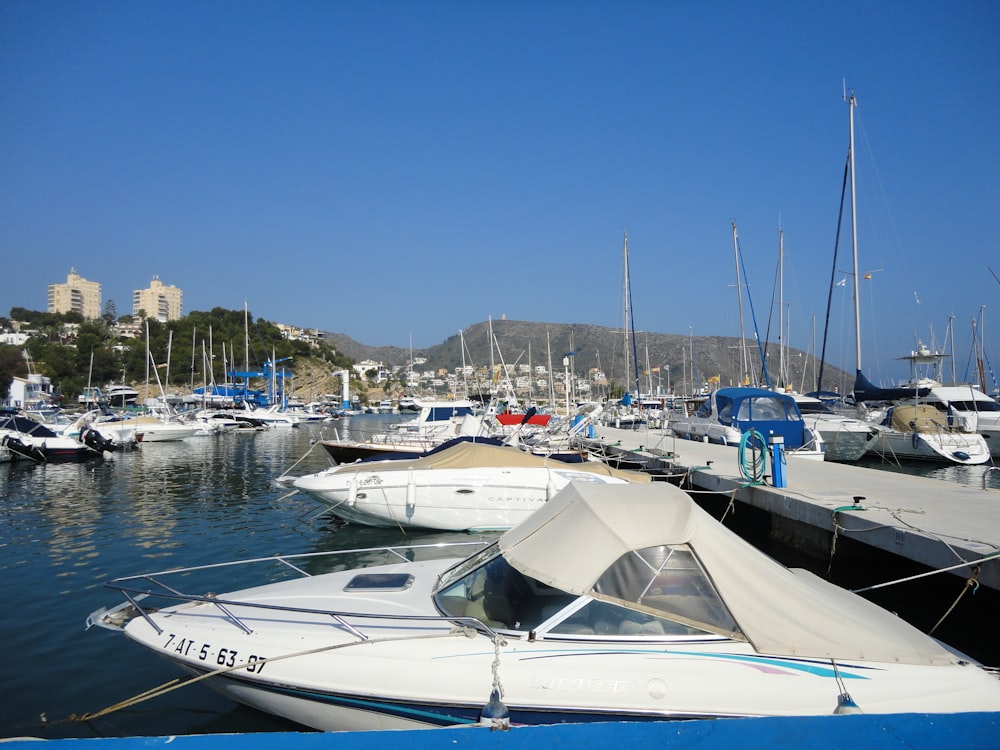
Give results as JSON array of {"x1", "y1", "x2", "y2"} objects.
[
  {"x1": 292, "y1": 439, "x2": 648, "y2": 531},
  {"x1": 88, "y1": 481, "x2": 1000, "y2": 731},
  {"x1": 919, "y1": 384, "x2": 1000, "y2": 457},
  {"x1": 319, "y1": 398, "x2": 482, "y2": 462},
  {"x1": 861, "y1": 403, "x2": 990, "y2": 465},
  {"x1": 668, "y1": 387, "x2": 825, "y2": 460},
  {"x1": 789, "y1": 393, "x2": 876, "y2": 462},
  {"x1": 853, "y1": 345, "x2": 993, "y2": 464}
]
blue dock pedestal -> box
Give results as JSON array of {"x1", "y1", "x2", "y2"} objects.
[{"x1": 769, "y1": 435, "x2": 786, "y2": 488}]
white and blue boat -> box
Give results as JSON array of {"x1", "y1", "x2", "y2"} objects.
[
  {"x1": 87, "y1": 481, "x2": 1000, "y2": 731},
  {"x1": 668, "y1": 387, "x2": 825, "y2": 460}
]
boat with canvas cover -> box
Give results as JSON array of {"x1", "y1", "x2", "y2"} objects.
[
  {"x1": 88, "y1": 481, "x2": 1000, "y2": 731},
  {"x1": 292, "y1": 439, "x2": 648, "y2": 531},
  {"x1": 668, "y1": 387, "x2": 825, "y2": 460},
  {"x1": 863, "y1": 402, "x2": 990, "y2": 465}
]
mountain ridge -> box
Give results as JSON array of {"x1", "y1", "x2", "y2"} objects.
[{"x1": 322, "y1": 319, "x2": 854, "y2": 395}]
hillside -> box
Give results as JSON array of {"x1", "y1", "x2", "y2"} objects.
[{"x1": 323, "y1": 320, "x2": 854, "y2": 396}]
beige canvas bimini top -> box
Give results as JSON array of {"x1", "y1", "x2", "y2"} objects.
[{"x1": 498, "y1": 481, "x2": 955, "y2": 666}]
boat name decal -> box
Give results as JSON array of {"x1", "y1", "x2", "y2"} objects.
[
  {"x1": 162, "y1": 633, "x2": 268, "y2": 674},
  {"x1": 533, "y1": 676, "x2": 635, "y2": 694}
]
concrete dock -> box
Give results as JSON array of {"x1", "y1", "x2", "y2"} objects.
[{"x1": 585, "y1": 425, "x2": 1000, "y2": 592}]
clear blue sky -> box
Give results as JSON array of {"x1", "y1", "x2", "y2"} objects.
[{"x1": 2, "y1": 1, "x2": 998, "y2": 389}]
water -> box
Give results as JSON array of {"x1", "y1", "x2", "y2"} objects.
[
  {"x1": 0, "y1": 414, "x2": 434, "y2": 739},
  {"x1": 854, "y1": 453, "x2": 1000, "y2": 489},
  {"x1": 1, "y1": 415, "x2": 996, "y2": 739}
]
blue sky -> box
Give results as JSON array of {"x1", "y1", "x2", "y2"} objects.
[{"x1": 2, "y1": 1, "x2": 998, "y2": 389}]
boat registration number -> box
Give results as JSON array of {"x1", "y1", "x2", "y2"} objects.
[{"x1": 163, "y1": 633, "x2": 268, "y2": 674}]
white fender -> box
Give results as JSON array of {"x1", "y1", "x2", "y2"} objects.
[
  {"x1": 545, "y1": 469, "x2": 556, "y2": 501},
  {"x1": 405, "y1": 468, "x2": 416, "y2": 513}
]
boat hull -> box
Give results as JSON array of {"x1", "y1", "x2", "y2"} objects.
[
  {"x1": 865, "y1": 428, "x2": 990, "y2": 464},
  {"x1": 114, "y1": 563, "x2": 1000, "y2": 733},
  {"x1": 294, "y1": 467, "x2": 629, "y2": 530}
]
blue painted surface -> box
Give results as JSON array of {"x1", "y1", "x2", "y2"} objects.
[{"x1": 3, "y1": 713, "x2": 997, "y2": 750}]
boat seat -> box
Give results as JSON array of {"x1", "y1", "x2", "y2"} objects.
[{"x1": 463, "y1": 598, "x2": 508, "y2": 629}]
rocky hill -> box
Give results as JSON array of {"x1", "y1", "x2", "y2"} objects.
[{"x1": 323, "y1": 319, "x2": 854, "y2": 396}]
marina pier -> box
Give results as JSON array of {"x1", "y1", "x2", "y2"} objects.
[{"x1": 587, "y1": 425, "x2": 1000, "y2": 592}]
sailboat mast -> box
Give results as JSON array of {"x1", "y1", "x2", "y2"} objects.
[
  {"x1": 623, "y1": 232, "x2": 631, "y2": 397},
  {"x1": 732, "y1": 222, "x2": 749, "y2": 383},
  {"x1": 848, "y1": 90, "x2": 862, "y2": 373},
  {"x1": 778, "y1": 224, "x2": 785, "y2": 387}
]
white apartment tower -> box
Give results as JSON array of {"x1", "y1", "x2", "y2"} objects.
[
  {"x1": 48, "y1": 268, "x2": 102, "y2": 318},
  {"x1": 133, "y1": 275, "x2": 183, "y2": 322}
]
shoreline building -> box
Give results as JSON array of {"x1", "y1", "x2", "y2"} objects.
[
  {"x1": 48, "y1": 268, "x2": 102, "y2": 319},
  {"x1": 133, "y1": 276, "x2": 183, "y2": 322}
]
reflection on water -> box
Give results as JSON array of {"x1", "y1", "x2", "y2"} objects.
[
  {"x1": 0, "y1": 412, "x2": 995, "y2": 738},
  {"x1": 855, "y1": 454, "x2": 1000, "y2": 489},
  {"x1": 0, "y1": 416, "x2": 415, "y2": 739}
]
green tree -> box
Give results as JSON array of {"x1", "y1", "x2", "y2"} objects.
[
  {"x1": 0, "y1": 345, "x2": 26, "y2": 400},
  {"x1": 102, "y1": 300, "x2": 118, "y2": 325}
]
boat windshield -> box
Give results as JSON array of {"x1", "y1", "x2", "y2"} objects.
[
  {"x1": 795, "y1": 400, "x2": 833, "y2": 415},
  {"x1": 948, "y1": 399, "x2": 1000, "y2": 413},
  {"x1": 736, "y1": 395, "x2": 800, "y2": 422},
  {"x1": 589, "y1": 544, "x2": 740, "y2": 636},
  {"x1": 433, "y1": 542, "x2": 739, "y2": 640}
]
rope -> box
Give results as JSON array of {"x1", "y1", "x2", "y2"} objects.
[
  {"x1": 718, "y1": 489, "x2": 739, "y2": 523},
  {"x1": 850, "y1": 551, "x2": 1000, "y2": 593},
  {"x1": 738, "y1": 429, "x2": 766, "y2": 483},
  {"x1": 490, "y1": 633, "x2": 507, "y2": 699},
  {"x1": 276, "y1": 438, "x2": 327, "y2": 483},
  {"x1": 928, "y1": 567, "x2": 980, "y2": 636}
]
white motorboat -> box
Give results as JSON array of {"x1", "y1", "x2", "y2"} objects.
[
  {"x1": 790, "y1": 393, "x2": 876, "y2": 462},
  {"x1": 863, "y1": 403, "x2": 991, "y2": 465},
  {"x1": 62, "y1": 410, "x2": 139, "y2": 451},
  {"x1": 182, "y1": 409, "x2": 242, "y2": 435},
  {"x1": 124, "y1": 415, "x2": 200, "y2": 443},
  {"x1": 0, "y1": 411, "x2": 97, "y2": 461},
  {"x1": 292, "y1": 439, "x2": 649, "y2": 531},
  {"x1": 883, "y1": 343, "x2": 1000, "y2": 458},
  {"x1": 669, "y1": 387, "x2": 825, "y2": 460},
  {"x1": 320, "y1": 398, "x2": 484, "y2": 462},
  {"x1": 921, "y1": 383, "x2": 1000, "y2": 457},
  {"x1": 88, "y1": 481, "x2": 1000, "y2": 731}
]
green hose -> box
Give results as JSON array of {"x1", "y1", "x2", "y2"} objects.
[{"x1": 738, "y1": 429, "x2": 767, "y2": 483}]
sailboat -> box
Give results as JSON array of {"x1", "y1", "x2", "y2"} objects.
[
  {"x1": 840, "y1": 90, "x2": 989, "y2": 465},
  {"x1": 603, "y1": 232, "x2": 645, "y2": 428}
]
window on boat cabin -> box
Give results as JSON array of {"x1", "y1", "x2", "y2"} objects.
[
  {"x1": 589, "y1": 544, "x2": 739, "y2": 637},
  {"x1": 949, "y1": 399, "x2": 1000, "y2": 412},
  {"x1": 434, "y1": 553, "x2": 578, "y2": 632},
  {"x1": 795, "y1": 400, "x2": 833, "y2": 415},
  {"x1": 695, "y1": 398, "x2": 715, "y2": 419},
  {"x1": 716, "y1": 397, "x2": 733, "y2": 423},
  {"x1": 433, "y1": 543, "x2": 739, "y2": 640},
  {"x1": 737, "y1": 396, "x2": 799, "y2": 422}
]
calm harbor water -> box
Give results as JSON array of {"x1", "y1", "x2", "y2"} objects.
[
  {"x1": 1, "y1": 414, "x2": 996, "y2": 739},
  {"x1": 0, "y1": 414, "x2": 447, "y2": 739}
]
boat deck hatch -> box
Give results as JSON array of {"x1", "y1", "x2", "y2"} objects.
[{"x1": 345, "y1": 573, "x2": 415, "y2": 592}]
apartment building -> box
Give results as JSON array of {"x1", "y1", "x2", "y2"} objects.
[
  {"x1": 133, "y1": 275, "x2": 183, "y2": 322},
  {"x1": 47, "y1": 268, "x2": 102, "y2": 319}
]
